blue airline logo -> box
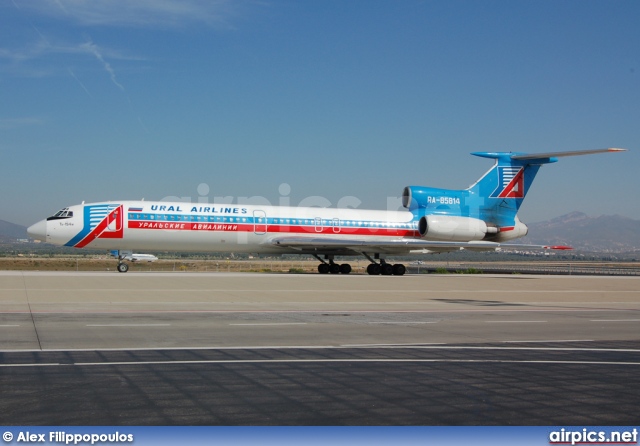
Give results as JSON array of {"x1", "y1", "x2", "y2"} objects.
[{"x1": 65, "y1": 204, "x2": 122, "y2": 247}]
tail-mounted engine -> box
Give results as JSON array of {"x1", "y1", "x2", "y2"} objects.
[
  {"x1": 418, "y1": 215, "x2": 498, "y2": 242},
  {"x1": 403, "y1": 185, "x2": 529, "y2": 242}
]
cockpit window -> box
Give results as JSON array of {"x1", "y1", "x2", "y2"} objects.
[{"x1": 47, "y1": 208, "x2": 73, "y2": 220}]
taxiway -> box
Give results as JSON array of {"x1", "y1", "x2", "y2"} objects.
[{"x1": 1, "y1": 272, "x2": 638, "y2": 424}]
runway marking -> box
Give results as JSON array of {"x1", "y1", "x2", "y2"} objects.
[
  {"x1": 1, "y1": 363, "x2": 61, "y2": 367},
  {"x1": 485, "y1": 321, "x2": 547, "y2": 323},
  {"x1": 229, "y1": 323, "x2": 308, "y2": 326},
  {"x1": 86, "y1": 324, "x2": 172, "y2": 327},
  {"x1": 5, "y1": 288, "x2": 640, "y2": 294},
  {"x1": 2, "y1": 308, "x2": 633, "y2": 315},
  {"x1": 590, "y1": 319, "x2": 640, "y2": 322},
  {"x1": 4, "y1": 344, "x2": 640, "y2": 353},
  {"x1": 502, "y1": 340, "x2": 594, "y2": 343},
  {"x1": 0, "y1": 325, "x2": 20, "y2": 327},
  {"x1": 367, "y1": 322, "x2": 438, "y2": 325},
  {"x1": 341, "y1": 343, "x2": 446, "y2": 347},
  {"x1": 2, "y1": 358, "x2": 640, "y2": 369}
]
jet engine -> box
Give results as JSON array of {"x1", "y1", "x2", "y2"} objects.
[{"x1": 418, "y1": 215, "x2": 497, "y2": 242}]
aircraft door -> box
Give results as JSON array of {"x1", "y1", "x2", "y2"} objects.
[
  {"x1": 98, "y1": 205, "x2": 124, "y2": 240},
  {"x1": 106, "y1": 207, "x2": 122, "y2": 232},
  {"x1": 332, "y1": 218, "x2": 340, "y2": 233},
  {"x1": 314, "y1": 217, "x2": 323, "y2": 233},
  {"x1": 253, "y1": 210, "x2": 267, "y2": 235}
]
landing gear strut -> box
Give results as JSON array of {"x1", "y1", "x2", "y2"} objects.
[
  {"x1": 114, "y1": 250, "x2": 130, "y2": 273},
  {"x1": 314, "y1": 255, "x2": 351, "y2": 275},
  {"x1": 363, "y1": 253, "x2": 406, "y2": 276}
]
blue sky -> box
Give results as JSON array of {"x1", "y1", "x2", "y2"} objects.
[{"x1": 1, "y1": 0, "x2": 638, "y2": 227}]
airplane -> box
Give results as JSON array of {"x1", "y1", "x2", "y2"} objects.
[
  {"x1": 27, "y1": 148, "x2": 626, "y2": 275},
  {"x1": 110, "y1": 251, "x2": 158, "y2": 263}
]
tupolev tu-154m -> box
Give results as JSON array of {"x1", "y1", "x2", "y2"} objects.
[{"x1": 27, "y1": 148, "x2": 626, "y2": 275}]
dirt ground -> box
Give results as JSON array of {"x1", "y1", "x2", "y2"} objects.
[
  {"x1": 2, "y1": 257, "x2": 638, "y2": 276},
  {"x1": 0, "y1": 257, "x2": 368, "y2": 273}
]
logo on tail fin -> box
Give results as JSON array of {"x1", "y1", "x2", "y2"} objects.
[{"x1": 490, "y1": 167, "x2": 525, "y2": 198}]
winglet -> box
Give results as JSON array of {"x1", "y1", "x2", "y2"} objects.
[{"x1": 546, "y1": 245, "x2": 573, "y2": 250}]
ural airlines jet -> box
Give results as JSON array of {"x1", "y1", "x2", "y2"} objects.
[{"x1": 28, "y1": 148, "x2": 626, "y2": 275}]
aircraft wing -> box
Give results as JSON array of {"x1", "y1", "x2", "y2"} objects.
[{"x1": 269, "y1": 236, "x2": 571, "y2": 256}]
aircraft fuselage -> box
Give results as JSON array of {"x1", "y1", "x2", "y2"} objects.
[{"x1": 36, "y1": 201, "x2": 421, "y2": 254}]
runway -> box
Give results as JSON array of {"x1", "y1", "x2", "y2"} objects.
[{"x1": 1, "y1": 271, "x2": 639, "y2": 424}]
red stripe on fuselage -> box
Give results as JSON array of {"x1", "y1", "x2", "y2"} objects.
[
  {"x1": 127, "y1": 221, "x2": 418, "y2": 237},
  {"x1": 129, "y1": 221, "x2": 242, "y2": 231}
]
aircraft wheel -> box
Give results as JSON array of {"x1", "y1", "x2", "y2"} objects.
[
  {"x1": 318, "y1": 263, "x2": 330, "y2": 274},
  {"x1": 339, "y1": 263, "x2": 352, "y2": 274},
  {"x1": 380, "y1": 263, "x2": 394, "y2": 276},
  {"x1": 366, "y1": 264, "x2": 381, "y2": 275},
  {"x1": 392, "y1": 264, "x2": 406, "y2": 276},
  {"x1": 329, "y1": 263, "x2": 341, "y2": 274},
  {"x1": 117, "y1": 262, "x2": 129, "y2": 273}
]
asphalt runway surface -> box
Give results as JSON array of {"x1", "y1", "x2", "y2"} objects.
[{"x1": 1, "y1": 271, "x2": 639, "y2": 425}]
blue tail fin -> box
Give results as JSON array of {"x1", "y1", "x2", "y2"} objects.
[
  {"x1": 467, "y1": 152, "x2": 545, "y2": 227},
  {"x1": 402, "y1": 148, "x2": 625, "y2": 230},
  {"x1": 467, "y1": 148, "x2": 626, "y2": 227}
]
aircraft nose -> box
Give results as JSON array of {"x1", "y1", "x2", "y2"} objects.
[{"x1": 27, "y1": 220, "x2": 47, "y2": 242}]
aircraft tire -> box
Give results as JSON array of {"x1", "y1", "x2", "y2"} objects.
[
  {"x1": 380, "y1": 263, "x2": 394, "y2": 276},
  {"x1": 366, "y1": 264, "x2": 381, "y2": 275},
  {"x1": 339, "y1": 263, "x2": 352, "y2": 274},
  {"x1": 117, "y1": 263, "x2": 129, "y2": 273},
  {"x1": 392, "y1": 264, "x2": 406, "y2": 276},
  {"x1": 318, "y1": 263, "x2": 330, "y2": 274},
  {"x1": 329, "y1": 263, "x2": 341, "y2": 274}
]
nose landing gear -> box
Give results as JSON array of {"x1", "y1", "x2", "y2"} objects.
[{"x1": 112, "y1": 250, "x2": 131, "y2": 273}]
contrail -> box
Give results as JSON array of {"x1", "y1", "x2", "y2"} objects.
[
  {"x1": 81, "y1": 38, "x2": 125, "y2": 91},
  {"x1": 67, "y1": 68, "x2": 92, "y2": 98}
]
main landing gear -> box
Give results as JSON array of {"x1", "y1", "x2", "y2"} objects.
[
  {"x1": 313, "y1": 253, "x2": 406, "y2": 276},
  {"x1": 363, "y1": 253, "x2": 406, "y2": 276},
  {"x1": 314, "y1": 255, "x2": 352, "y2": 274}
]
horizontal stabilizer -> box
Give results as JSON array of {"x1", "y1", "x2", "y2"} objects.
[
  {"x1": 465, "y1": 147, "x2": 627, "y2": 227},
  {"x1": 511, "y1": 148, "x2": 626, "y2": 160}
]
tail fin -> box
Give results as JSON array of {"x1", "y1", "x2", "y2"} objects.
[{"x1": 468, "y1": 148, "x2": 626, "y2": 227}]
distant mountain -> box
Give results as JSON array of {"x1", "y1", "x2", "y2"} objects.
[
  {"x1": 0, "y1": 220, "x2": 28, "y2": 241},
  {"x1": 522, "y1": 211, "x2": 640, "y2": 252}
]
